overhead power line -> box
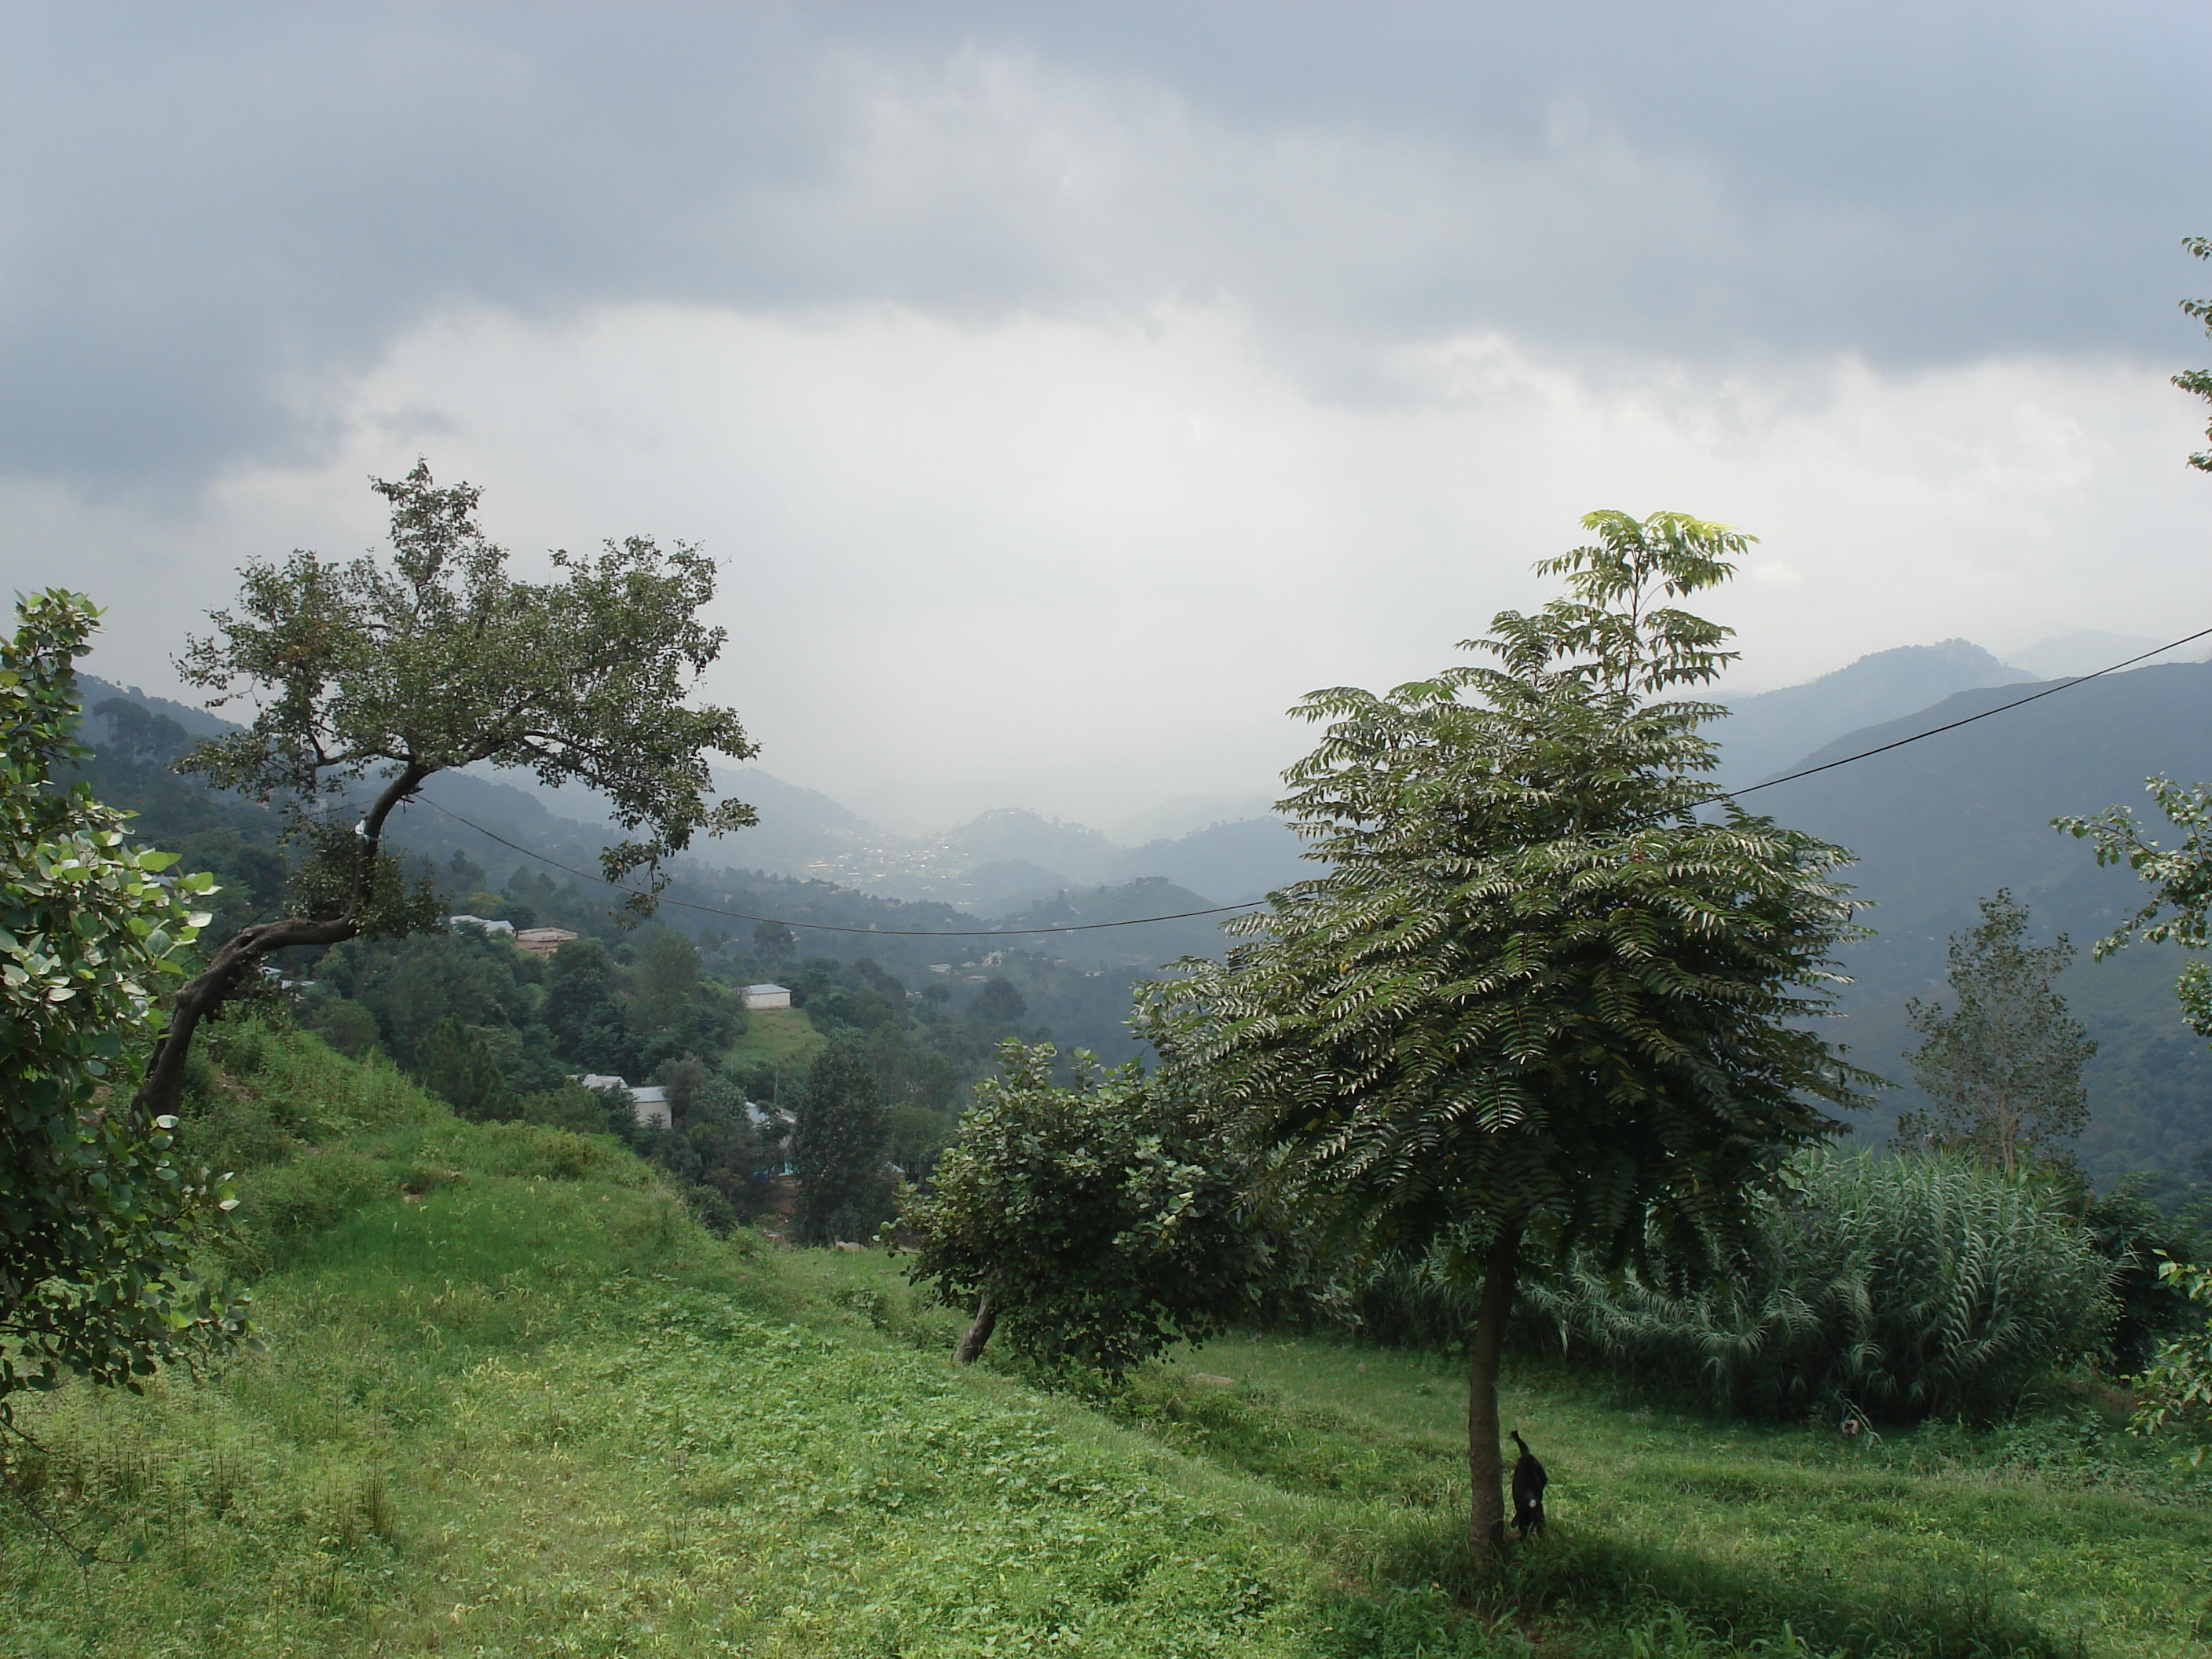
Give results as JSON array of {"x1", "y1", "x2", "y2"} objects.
[
  {"x1": 411, "y1": 621, "x2": 2212, "y2": 939},
  {"x1": 1712, "y1": 624, "x2": 2212, "y2": 803}
]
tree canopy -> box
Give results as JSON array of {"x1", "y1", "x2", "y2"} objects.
[
  {"x1": 1140, "y1": 510, "x2": 1870, "y2": 1567},
  {"x1": 1, "y1": 591, "x2": 251, "y2": 1418},
  {"x1": 138, "y1": 460, "x2": 757, "y2": 1118},
  {"x1": 901, "y1": 1041, "x2": 1290, "y2": 1378}
]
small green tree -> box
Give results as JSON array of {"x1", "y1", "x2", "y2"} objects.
[
  {"x1": 415, "y1": 1015, "x2": 510, "y2": 1119},
  {"x1": 790, "y1": 1042, "x2": 889, "y2": 1244},
  {"x1": 1, "y1": 591, "x2": 251, "y2": 1419},
  {"x1": 1894, "y1": 890, "x2": 2095, "y2": 1175},
  {"x1": 629, "y1": 926, "x2": 701, "y2": 1038},
  {"x1": 1141, "y1": 511, "x2": 1870, "y2": 1570},
  {"x1": 141, "y1": 460, "x2": 756, "y2": 1120},
  {"x1": 901, "y1": 1041, "x2": 1291, "y2": 1375}
]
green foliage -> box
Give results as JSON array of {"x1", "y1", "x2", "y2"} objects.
[
  {"x1": 177, "y1": 459, "x2": 757, "y2": 904},
  {"x1": 902, "y1": 1040, "x2": 1292, "y2": 1379},
  {"x1": 1527, "y1": 1152, "x2": 2114, "y2": 1423},
  {"x1": 2057, "y1": 774, "x2": 2212, "y2": 1049},
  {"x1": 789, "y1": 1040, "x2": 890, "y2": 1244},
  {"x1": 1144, "y1": 509, "x2": 1866, "y2": 1275},
  {"x1": 1896, "y1": 891, "x2": 2095, "y2": 1175},
  {"x1": 2078, "y1": 1175, "x2": 2207, "y2": 1373},
  {"x1": 2177, "y1": 234, "x2": 2212, "y2": 474},
  {"x1": 303, "y1": 995, "x2": 379, "y2": 1057},
  {"x1": 412, "y1": 1014, "x2": 511, "y2": 1120},
  {"x1": 2130, "y1": 1256, "x2": 2212, "y2": 1466},
  {"x1": 0, "y1": 591, "x2": 249, "y2": 1416}
]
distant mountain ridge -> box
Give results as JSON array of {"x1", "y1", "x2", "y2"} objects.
[{"x1": 1709, "y1": 641, "x2": 2033, "y2": 789}]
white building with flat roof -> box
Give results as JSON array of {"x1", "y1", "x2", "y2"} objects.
[{"x1": 741, "y1": 983, "x2": 792, "y2": 1010}]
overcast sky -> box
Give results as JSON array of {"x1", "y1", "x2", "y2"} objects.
[{"x1": 5, "y1": 2, "x2": 2210, "y2": 831}]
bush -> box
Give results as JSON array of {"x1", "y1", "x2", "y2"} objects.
[
  {"x1": 1525, "y1": 1152, "x2": 2115, "y2": 1423},
  {"x1": 235, "y1": 1153, "x2": 394, "y2": 1247}
]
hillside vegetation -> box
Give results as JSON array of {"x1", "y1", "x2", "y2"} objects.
[{"x1": 4, "y1": 1028, "x2": 2207, "y2": 1658}]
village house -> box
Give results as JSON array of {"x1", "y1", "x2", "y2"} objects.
[
  {"x1": 571, "y1": 1074, "x2": 669, "y2": 1130},
  {"x1": 513, "y1": 926, "x2": 578, "y2": 958},
  {"x1": 740, "y1": 983, "x2": 792, "y2": 1010}
]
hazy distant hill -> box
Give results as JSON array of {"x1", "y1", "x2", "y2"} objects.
[
  {"x1": 75, "y1": 674, "x2": 238, "y2": 740},
  {"x1": 710, "y1": 782, "x2": 1308, "y2": 910},
  {"x1": 1117, "y1": 816, "x2": 1310, "y2": 903},
  {"x1": 1709, "y1": 641, "x2": 2031, "y2": 789},
  {"x1": 2005, "y1": 630, "x2": 2165, "y2": 680}
]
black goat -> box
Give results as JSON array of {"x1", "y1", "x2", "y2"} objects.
[{"x1": 1508, "y1": 1429, "x2": 1547, "y2": 1536}]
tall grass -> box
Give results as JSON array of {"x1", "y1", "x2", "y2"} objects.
[{"x1": 1524, "y1": 1152, "x2": 2113, "y2": 1421}]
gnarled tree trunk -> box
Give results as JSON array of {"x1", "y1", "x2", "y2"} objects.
[
  {"x1": 954, "y1": 1294, "x2": 997, "y2": 1364},
  {"x1": 1466, "y1": 1223, "x2": 1523, "y2": 1573},
  {"x1": 137, "y1": 763, "x2": 427, "y2": 1120}
]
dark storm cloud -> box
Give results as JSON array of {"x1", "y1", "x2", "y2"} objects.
[{"x1": 4, "y1": 2, "x2": 2207, "y2": 489}]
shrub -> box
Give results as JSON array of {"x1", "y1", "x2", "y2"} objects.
[
  {"x1": 235, "y1": 1153, "x2": 393, "y2": 1247},
  {"x1": 1525, "y1": 1152, "x2": 2115, "y2": 1422}
]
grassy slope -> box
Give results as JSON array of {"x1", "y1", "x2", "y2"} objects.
[
  {"x1": 726, "y1": 1005, "x2": 829, "y2": 1075},
  {"x1": 4, "y1": 1033, "x2": 2208, "y2": 1658}
]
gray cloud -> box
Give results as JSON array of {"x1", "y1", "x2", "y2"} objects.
[{"x1": 5, "y1": 2, "x2": 2209, "y2": 492}]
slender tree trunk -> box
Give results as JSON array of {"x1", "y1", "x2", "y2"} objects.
[
  {"x1": 954, "y1": 1294, "x2": 997, "y2": 1364},
  {"x1": 1466, "y1": 1224, "x2": 1523, "y2": 1573}
]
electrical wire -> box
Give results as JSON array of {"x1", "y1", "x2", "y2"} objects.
[
  {"x1": 411, "y1": 621, "x2": 2212, "y2": 938},
  {"x1": 1709, "y1": 624, "x2": 2212, "y2": 803}
]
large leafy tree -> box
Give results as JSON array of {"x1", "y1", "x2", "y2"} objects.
[
  {"x1": 1894, "y1": 890, "x2": 2094, "y2": 1174},
  {"x1": 2, "y1": 592, "x2": 251, "y2": 1418},
  {"x1": 1140, "y1": 511, "x2": 1869, "y2": 1569},
  {"x1": 901, "y1": 1041, "x2": 1291, "y2": 1375},
  {"x1": 141, "y1": 460, "x2": 756, "y2": 1119}
]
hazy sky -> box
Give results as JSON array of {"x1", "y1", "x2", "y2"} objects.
[{"x1": 5, "y1": 2, "x2": 2210, "y2": 831}]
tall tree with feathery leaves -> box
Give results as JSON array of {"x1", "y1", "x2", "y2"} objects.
[{"x1": 1138, "y1": 511, "x2": 1872, "y2": 1572}]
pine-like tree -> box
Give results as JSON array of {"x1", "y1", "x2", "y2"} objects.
[{"x1": 1895, "y1": 890, "x2": 2095, "y2": 1175}]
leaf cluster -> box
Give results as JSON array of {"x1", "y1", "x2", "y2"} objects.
[
  {"x1": 0, "y1": 592, "x2": 251, "y2": 1415},
  {"x1": 1140, "y1": 511, "x2": 1873, "y2": 1288},
  {"x1": 2129, "y1": 1255, "x2": 2212, "y2": 1465},
  {"x1": 2056, "y1": 775, "x2": 2212, "y2": 1042},
  {"x1": 2177, "y1": 234, "x2": 2212, "y2": 474}
]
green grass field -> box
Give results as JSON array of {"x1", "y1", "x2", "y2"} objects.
[
  {"x1": 4, "y1": 1034, "x2": 2209, "y2": 1657},
  {"x1": 726, "y1": 1006, "x2": 829, "y2": 1075}
]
